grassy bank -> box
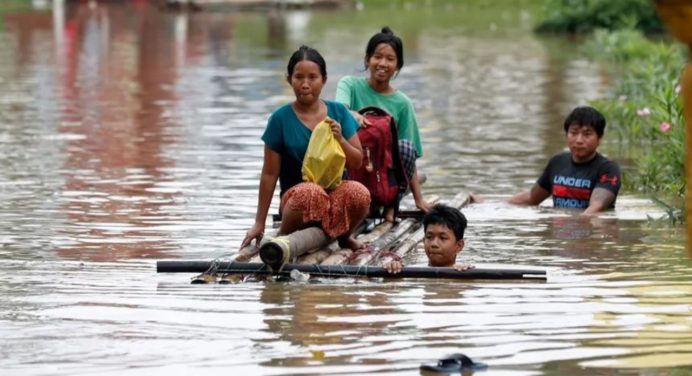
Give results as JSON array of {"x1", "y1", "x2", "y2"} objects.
[{"x1": 535, "y1": 0, "x2": 663, "y2": 33}]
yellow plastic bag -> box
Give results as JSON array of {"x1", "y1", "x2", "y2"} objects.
[{"x1": 302, "y1": 120, "x2": 345, "y2": 189}]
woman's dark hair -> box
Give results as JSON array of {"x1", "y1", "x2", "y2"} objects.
[
  {"x1": 563, "y1": 106, "x2": 607, "y2": 137},
  {"x1": 286, "y1": 45, "x2": 327, "y2": 79},
  {"x1": 423, "y1": 204, "x2": 467, "y2": 240},
  {"x1": 364, "y1": 26, "x2": 404, "y2": 71}
]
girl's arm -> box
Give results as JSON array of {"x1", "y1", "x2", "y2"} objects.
[
  {"x1": 410, "y1": 170, "x2": 431, "y2": 213},
  {"x1": 240, "y1": 146, "x2": 280, "y2": 248}
]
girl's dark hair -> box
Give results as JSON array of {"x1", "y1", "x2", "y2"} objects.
[
  {"x1": 364, "y1": 26, "x2": 404, "y2": 71},
  {"x1": 563, "y1": 106, "x2": 607, "y2": 137},
  {"x1": 423, "y1": 204, "x2": 467, "y2": 240},
  {"x1": 287, "y1": 45, "x2": 327, "y2": 78}
]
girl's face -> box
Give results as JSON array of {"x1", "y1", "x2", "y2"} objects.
[
  {"x1": 367, "y1": 43, "x2": 398, "y2": 84},
  {"x1": 289, "y1": 60, "x2": 325, "y2": 106}
]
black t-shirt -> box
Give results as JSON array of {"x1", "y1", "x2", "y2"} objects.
[{"x1": 537, "y1": 152, "x2": 621, "y2": 209}]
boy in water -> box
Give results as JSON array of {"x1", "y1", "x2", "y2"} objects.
[
  {"x1": 383, "y1": 204, "x2": 473, "y2": 273},
  {"x1": 507, "y1": 106, "x2": 621, "y2": 214}
]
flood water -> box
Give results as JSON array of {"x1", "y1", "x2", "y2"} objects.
[{"x1": 1, "y1": 1, "x2": 690, "y2": 375}]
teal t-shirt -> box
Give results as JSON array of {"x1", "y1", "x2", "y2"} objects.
[
  {"x1": 262, "y1": 100, "x2": 359, "y2": 196},
  {"x1": 335, "y1": 75, "x2": 423, "y2": 157}
]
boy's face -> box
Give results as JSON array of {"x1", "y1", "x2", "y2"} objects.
[
  {"x1": 424, "y1": 223, "x2": 465, "y2": 267},
  {"x1": 566, "y1": 123, "x2": 600, "y2": 163}
]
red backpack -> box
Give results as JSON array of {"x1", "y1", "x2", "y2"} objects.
[{"x1": 347, "y1": 106, "x2": 408, "y2": 213}]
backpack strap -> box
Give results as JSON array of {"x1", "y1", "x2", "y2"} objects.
[{"x1": 357, "y1": 106, "x2": 391, "y2": 117}]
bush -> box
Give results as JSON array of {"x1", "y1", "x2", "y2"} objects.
[
  {"x1": 535, "y1": 0, "x2": 664, "y2": 34},
  {"x1": 585, "y1": 29, "x2": 685, "y2": 203}
]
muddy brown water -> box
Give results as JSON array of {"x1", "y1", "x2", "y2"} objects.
[{"x1": 0, "y1": 1, "x2": 690, "y2": 375}]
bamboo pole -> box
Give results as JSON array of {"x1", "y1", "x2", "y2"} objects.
[
  {"x1": 319, "y1": 221, "x2": 393, "y2": 265},
  {"x1": 348, "y1": 218, "x2": 419, "y2": 266},
  {"x1": 157, "y1": 261, "x2": 547, "y2": 280},
  {"x1": 317, "y1": 195, "x2": 436, "y2": 266},
  {"x1": 654, "y1": 0, "x2": 692, "y2": 256},
  {"x1": 259, "y1": 226, "x2": 331, "y2": 269},
  {"x1": 297, "y1": 244, "x2": 338, "y2": 264},
  {"x1": 347, "y1": 196, "x2": 440, "y2": 266},
  {"x1": 296, "y1": 219, "x2": 379, "y2": 264}
]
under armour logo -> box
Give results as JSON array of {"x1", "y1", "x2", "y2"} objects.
[{"x1": 599, "y1": 174, "x2": 618, "y2": 186}]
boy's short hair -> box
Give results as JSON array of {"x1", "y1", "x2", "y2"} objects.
[
  {"x1": 423, "y1": 204, "x2": 467, "y2": 240},
  {"x1": 563, "y1": 106, "x2": 606, "y2": 137}
]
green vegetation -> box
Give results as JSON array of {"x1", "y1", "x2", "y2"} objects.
[
  {"x1": 0, "y1": 0, "x2": 32, "y2": 14},
  {"x1": 0, "y1": 0, "x2": 34, "y2": 31},
  {"x1": 535, "y1": 0, "x2": 664, "y2": 33},
  {"x1": 584, "y1": 29, "x2": 686, "y2": 220}
]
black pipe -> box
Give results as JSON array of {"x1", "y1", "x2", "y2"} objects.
[{"x1": 157, "y1": 261, "x2": 547, "y2": 280}]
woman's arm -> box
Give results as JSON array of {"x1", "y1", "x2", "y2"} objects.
[
  {"x1": 240, "y1": 146, "x2": 280, "y2": 248},
  {"x1": 341, "y1": 134, "x2": 363, "y2": 169},
  {"x1": 326, "y1": 117, "x2": 363, "y2": 169}
]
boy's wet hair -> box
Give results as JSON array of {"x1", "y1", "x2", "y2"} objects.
[
  {"x1": 563, "y1": 106, "x2": 606, "y2": 137},
  {"x1": 364, "y1": 26, "x2": 404, "y2": 72},
  {"x1": 287, "y1": 45, "x2": 327, "y2": 79},
  {"x1": 423, "y1": 204, "x2": 467, "y2": 240}
]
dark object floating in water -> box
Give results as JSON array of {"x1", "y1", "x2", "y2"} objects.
[
  {"x1": 156, "y1": 261, "x2": 547, "y2": 280},
  {"x1": 420, "y1": 353, "x2": 488, "y2": 373}
]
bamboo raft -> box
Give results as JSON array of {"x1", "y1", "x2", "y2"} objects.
[{"x1": 156, "y1": 192, "x2": 548, "y2": 282}]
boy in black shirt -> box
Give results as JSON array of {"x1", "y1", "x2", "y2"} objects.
[{"x1": 507, "y1": 106, "x2": 621, "y2": 214}]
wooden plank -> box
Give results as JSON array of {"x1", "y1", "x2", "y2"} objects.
[{"x1": 377, "y1": 192, "x2": 471, "y2": 267}]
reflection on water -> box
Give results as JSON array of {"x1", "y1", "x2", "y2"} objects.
[{"x1": 0, "y1": 1, "x2": 690, "y2": 375}]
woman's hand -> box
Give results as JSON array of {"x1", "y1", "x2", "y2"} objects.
[
  {"x1": 240, "y1": 222, "x2": 265, "y2": 249},
  {"x1": 325, "y1": 117, "x2": 345, "y2": 143}
]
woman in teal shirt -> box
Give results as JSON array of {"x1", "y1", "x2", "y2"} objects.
[
  {"x1": 336, "y1": 27, "x2": 431, "y2": 222},
  {"x1": 241, "y1": 46, "x2": 371, "y2": 251}
]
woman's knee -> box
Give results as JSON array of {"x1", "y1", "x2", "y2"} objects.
[
  {"x1": 341, "y1": 183, "x2": 371, "y2": 218},
  {"x1": 335, "y1": 181, "x2": 370, "y2": 204},
  {"x1": 281, "y1": 182, "x2": 328, "y2": 210}
]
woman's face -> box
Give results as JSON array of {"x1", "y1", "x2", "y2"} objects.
[
  {"x1": 367, "y1": 43, "x2": 398, "y2": 84},
  {"x1": 289, "y1": 60, "x2": 325, "y2": 106}
]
